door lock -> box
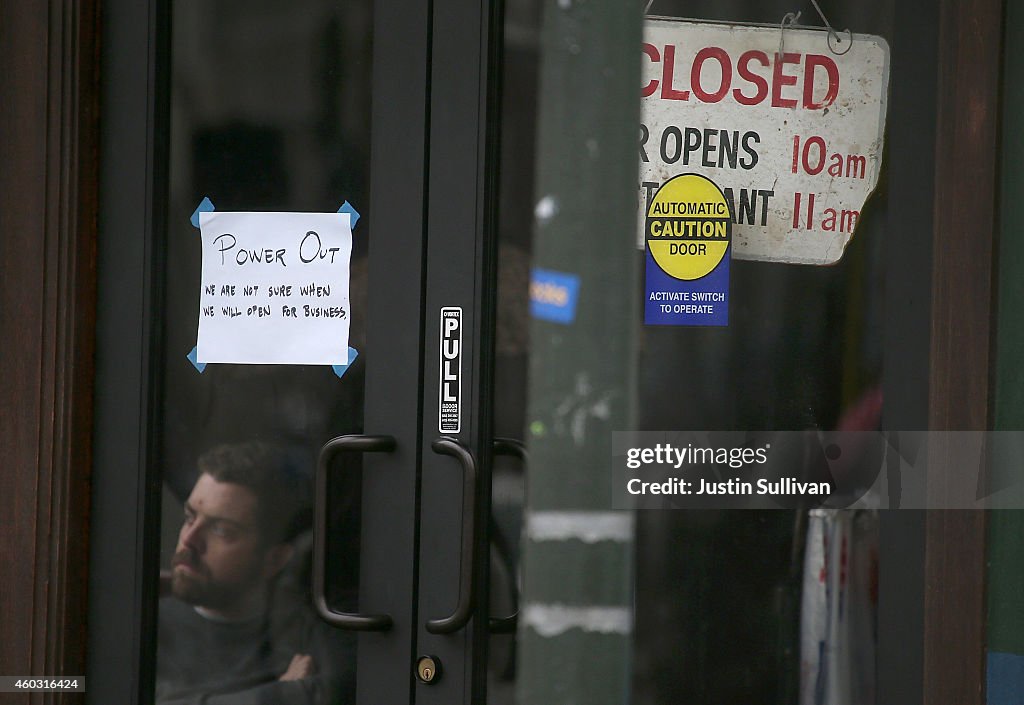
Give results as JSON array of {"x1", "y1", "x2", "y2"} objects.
[{"x1": 416, "y1": 655, "x2": 441, "y2": 684}]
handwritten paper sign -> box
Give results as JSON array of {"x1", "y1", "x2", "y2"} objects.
[{"x1": 196, "y1": 211, "x2": 352, "y2": 365}]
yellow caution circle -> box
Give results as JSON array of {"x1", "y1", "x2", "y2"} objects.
[{"x1": 646, "y1": 174, "x2": 732, "y2": 281}]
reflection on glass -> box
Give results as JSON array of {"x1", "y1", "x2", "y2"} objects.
[
  {"x1": 157, "y1": 443, "x2": 354, "y2": 704},
  {"x1": 155, "y1": 0, "x2": 372, "y2": 702},
  {"x1": 493, "y1": 1, "x2": 891, "y2": 704}
]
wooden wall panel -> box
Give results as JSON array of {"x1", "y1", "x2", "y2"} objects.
[
  {"x1": 0, "y1": 0, "x2": 99, "y2": 700},
  {"x1": 925, "y1": 0, "x2": 1004, "y2": 703}
]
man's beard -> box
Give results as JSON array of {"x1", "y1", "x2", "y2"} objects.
[{"x1": 169, "y1": 548, "x2": 258, "y2": 611}]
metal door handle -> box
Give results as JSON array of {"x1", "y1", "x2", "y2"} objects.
[
  {"x1": 489, "y1": 438, "x2": 526, "y2": 633},
  {"x1": 425, "y1": 437, "x2": 478, "y2": 634},
  {"x1": 314, "y1": 434, "x2": 396, "y2": 631}
]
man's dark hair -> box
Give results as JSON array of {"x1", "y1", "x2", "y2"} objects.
[{"x1": 197, "y1": 441, "x2": 311, "y2": 544}]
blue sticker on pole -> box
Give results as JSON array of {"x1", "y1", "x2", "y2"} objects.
[
  {"x1": 530, "y1": 267, "x2": 581, "y2": 324},
  {"x1": 644, "y1": 173, "x2": 730, "y2": 326}
]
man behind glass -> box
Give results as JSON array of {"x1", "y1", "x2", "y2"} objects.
[{"x1": 156, "y1": 442, "x2": 353, "y2": 704}]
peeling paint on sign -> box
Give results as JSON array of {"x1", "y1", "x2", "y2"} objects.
[{"x1": 638, "y1": 19, "x2": 890, "y2": 265}]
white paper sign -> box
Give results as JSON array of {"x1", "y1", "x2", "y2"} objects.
[
  {"x1": 196, "y1": 211, "x2": 352, "y2": 365},
  {"x1": 639, "y1": 19, "x2": 890, "y2": 264}
]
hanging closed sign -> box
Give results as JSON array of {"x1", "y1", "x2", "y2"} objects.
[{"x1": 638, "y1": 18, "x2": 890, "y2": 265}]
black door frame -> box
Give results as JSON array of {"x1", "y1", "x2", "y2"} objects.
[
  {"x1": 87, "y1": 0, "x2": 169, "y2": 697},
  {"x1": 87, "y1": 0, "x2": 437, "y2": 701},
  {"x1": 87, "y1": 0, "x2": 506, "y2": 702},
  {"x1": 414, "y1": 0, "x2": 504, "y2": 702}
]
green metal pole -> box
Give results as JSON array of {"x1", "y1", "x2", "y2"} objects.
[{"x1": 516, "y1": 2, "x2": 642, "y2": 704}]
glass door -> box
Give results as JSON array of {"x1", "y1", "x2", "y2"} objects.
[
  {"x1": 90, "y1": 0, "x2": 443, "y2": 702},
  {"x1": 151, "y1": 0, "x2": 444, "y2": 701},
  {"x1": 151, "y1": 0, "x2": 431, "y2": 702},
  {"x1": 480, "y1": 1, "x2": 914, "y2": 705},
  {"x1": 92, "y1": 0, "x2": 513, "y2": 700},
  {"x1": 90, "y1": 0, "x2": 938, "y2": 703}
]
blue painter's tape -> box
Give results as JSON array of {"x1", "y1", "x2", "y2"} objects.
[
  {"x1": 191, "y1": 197, "x2": 216, "y2": 229},
  {"x1": 530, "y1": 267, "x2": 581, "y2": 325},
  {"x1": 338, "y1": 201, "x2": 361, "y2": 229},
  {"x1": 332, "y1": 347, "x2": 359, "y2": 379},
  {"x1": 988, "y1": 652, "x2": 1024, "y2": 705},
  {"x1": 186, "y1": 346, "x2": 207, "y2": 373}
]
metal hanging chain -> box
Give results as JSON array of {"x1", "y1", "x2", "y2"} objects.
[
  {"x1": 809, "y1": 0, "x2": 853, "y2": 55},
  {"x1": 646, "y1": 0, "x2": 853, "y2": 57},
  {"x1": 779, "y1": 10, "x2": 802, "y2": 55}
]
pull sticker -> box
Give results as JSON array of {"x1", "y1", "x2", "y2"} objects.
[
  {"x1": 644, "y1": 173, "x2": 730, "y2": 326},
  {"x1": 439, "y1": 307, "x2": 462, "y2": 433}
]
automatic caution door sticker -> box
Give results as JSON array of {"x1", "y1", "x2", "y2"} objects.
[{"x1": 645, "y1": 173, "x2": 730, "y2": 326}]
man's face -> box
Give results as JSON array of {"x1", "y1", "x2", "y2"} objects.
[{"x1": 170, "y1": 473, "x2": 275, "y2": 611}]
